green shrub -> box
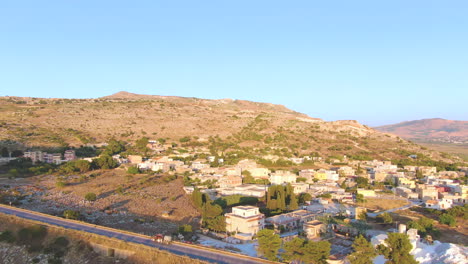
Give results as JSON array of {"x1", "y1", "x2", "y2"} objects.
[
  {"x1": 127, "y1": 166, "x2": 139, "y2": 174},
  {"x1": 84, "y1": 192, "x2": 97, "y2": 201},
  {"x1": 52, "y1": 236, "x2": 70, "y2": 248},
  {"x1": 55, "y1": 181, "x2": 67, "y2": 188},
  {"x1": 439, "y1": 213, "x2": 456, "y2": 227},
  {"x1": 178, "y1": 224, "x2": 193, "y2": 234},
  {"x1": 16, "y1": 225, "x2": 47, "y2": 252},
  {"x1": 0, "y1": 230, "x2": 15, "y2": 243},
  {"x1": 63, "y1": 210, "x2": 80, "y2": 220}
]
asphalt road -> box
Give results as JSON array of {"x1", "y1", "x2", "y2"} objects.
[{"x1": 0, "y1": 205, "x2": 268, "y2": 264}]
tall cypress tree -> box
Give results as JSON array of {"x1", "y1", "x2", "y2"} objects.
[
  {"x1": 289, "y1": 193, "x2": 299, "y2": 210},
  {"x1": 278, "y1": 192, "x2": 286, "y2": 211}
]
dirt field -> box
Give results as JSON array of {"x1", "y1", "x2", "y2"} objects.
[
  {"x1": 356, "y1": 197, "x2": 409, "y2": 211},
  {"x1": 2, "y1": 169, "x2": 201, "y2": 235}
]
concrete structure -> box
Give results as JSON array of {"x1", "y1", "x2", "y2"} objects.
[
  {"x1": 191, "y1": 161, "x2": 210, "y2": 171},
  {"x1": 357, "y1": 189, "x2": 376, "y2": 197},
  {"x1": 418, "y1": 166, "x2": 437, "y2": 175},
  {"x1": 217, "y1": 185, "x2": 267, "y2": 197},
  {"x1": 44, "y1": 153, "x2": 62, "y2": 164},
  {"x1": 64, "y1": 150, "x2": 76, "y2": 161},
  {"x1": 245, "y1": 168, "x2": 270, "y2": 179},
  {"x1": 291, "y1": 183, "x2": 309, "y2": 194},
  {"x1": 352, "y1": 207, "x2": 367, "y2": 220},
  {"x1": 398, "y1": 177, "x2": 416, "y2": 189},
  {"x1": 303, "y1": 220, "x2": 325, "y2": 239},
  {"x1": 127, "y1": 155, "x2": 143, "y2": 164},
  {"x1": 373, "y1": 172, "x2": 390, "y2": 182},
  {"x1": 219, "y1": 175, "x2": 243, "y2": 188},
  {"x1": 225, "y1": 206, "x2": 264, "y2": 240},
  {"x1": 24, "y1": 151, "x2": 67, "y2": 165},
  {"x1": 24, "y1": 151, "x2": 44, "y2": 163},
  {"x1": 265, "y1": 210, "x2": 316, "y2": 232},
  {"x1": 395, "y1": 187, "x2": 419, "y2": 199},
  {"x1": 425, "y1": 199, "x2": 453, "y2": 210},
  {"x1": 269, "y1": 171, "x2": 297, "y2": 185},
  {"x1": 299, "y1": 169, "x2": 316, "y2": 183},
  {"x1": 314, "y1": 169, "x2": 328, "y2": 181},
  {"x1": 337, "y1": 166, "x2": 355, "y2": 176},
  {"x1": 417, "y1": 185, "x2": 439, "y2": 201}
]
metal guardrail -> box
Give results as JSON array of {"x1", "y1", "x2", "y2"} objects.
[{"x1": 0, "y1": 204, "x2": 278, "y2": 264}]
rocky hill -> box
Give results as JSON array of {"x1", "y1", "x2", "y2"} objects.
[{"x1": 0, "y1": 92, "x2": 461, "y2": 162}]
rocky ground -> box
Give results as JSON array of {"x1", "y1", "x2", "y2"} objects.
[{"x1": 2, "y1": 170, "x2": 201, "y2": 236}]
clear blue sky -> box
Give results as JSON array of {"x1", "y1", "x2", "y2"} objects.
[{"x1": 1, "y1": 1, "x2": 467, "y2": 126}]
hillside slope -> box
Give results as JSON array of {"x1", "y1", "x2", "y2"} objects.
[
  {"x1": 0, "y1": 92, "x2": 460, "y2": 162},
  {"x1": 375, "y1": 118, "x2": 468, "y2": 160},
  {"x1": 375, "y1": 118, "x2": 468, "y2": 143}
]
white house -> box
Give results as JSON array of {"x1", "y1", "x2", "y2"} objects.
[{"x1": 270, "y1": 171, "x2": 297, "y2": 185}]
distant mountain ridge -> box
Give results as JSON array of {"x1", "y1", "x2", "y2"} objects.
[{"x1": 375, "y1": 118, "x2": 468, "y2": 143}]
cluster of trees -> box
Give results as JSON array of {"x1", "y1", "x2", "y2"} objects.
[
  {"x1": 425, "y1": 204, "x2": 467, "y2": 227},
  {"x1": 446, "y1": 204, "x2": 468, "y2": 219},
  {"x1": 439, "y1": 213, "x2": 456, "y2": 227},
  {"x1": 258, "y1": 158, "x2": 294, "y2": 168},
  {"x1": 298, "y1": 193, "x2": 312, "y2": 204},
  {"x1": 213, "y1": 195, "x2": 258, "y2": 209},
  {"x1": 256, "y1": 229, "x2": 331, "y2": 262},
  {"x1": 178, "y1": 224, "x2": 193, "y2": 234},
  {"x1": 3, "y1": 158, "x2": 55, "y2": 178},
  {"x1": 191, "y1": 189, "x2": 225, "y2": 232},
  {"x1": 282, "y1": 237, "x2": 331, "y2": 263},
  {"x1": 355, "y1": 176, "x2": 369, "y2": 188},
  {"x1": 377, "y1": 212, "x2": 394, "y2": 225},
  {"x1": 101, "y1": 139, "x2": 126, "y2": 156},
  {"x1": 58, "y1": 160, "x2": 91, "y2": 174},
  {"x1": 392, "y1": 154, "x2": 462, "y2": 172},
  {"x1": 256, "y1": 229, "x2": 282, "y2": 260},
  {"x1": 407, "y1": 216, "x2": 439, "y2": 239},
  {"x1": 349, "y1": 233, "x2": 418, "y2": 264},
  {"x1": 266, "y1": 184, "x2": 298, "y2": 214},
  {"x1": 58, "y1": 155, "x2": 117, "y2": 174},
  {"x1": 0, "y1": 147, "x2": 23, "y2": 158},
  {"x1": 376, "y1": 233, "x2": 418, "y2": 264}
]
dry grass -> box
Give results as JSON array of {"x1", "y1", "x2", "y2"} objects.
[
  {"x1": 0, "y1": 213, "x2": 208, "y2": 264},
  {"x1": 19, "y1": 170, "x2": 201, "y2": 235},
  {"x1": 356, "y1": 197, "x2": 409, "y2": 211}
]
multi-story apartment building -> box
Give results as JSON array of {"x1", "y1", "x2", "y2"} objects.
[
  {"x1": 225, "y1": 206, "x2": 265, "y2": 240},
  {"x1": 64, "y1": 150, "x2": 76, "y2": 161}
]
